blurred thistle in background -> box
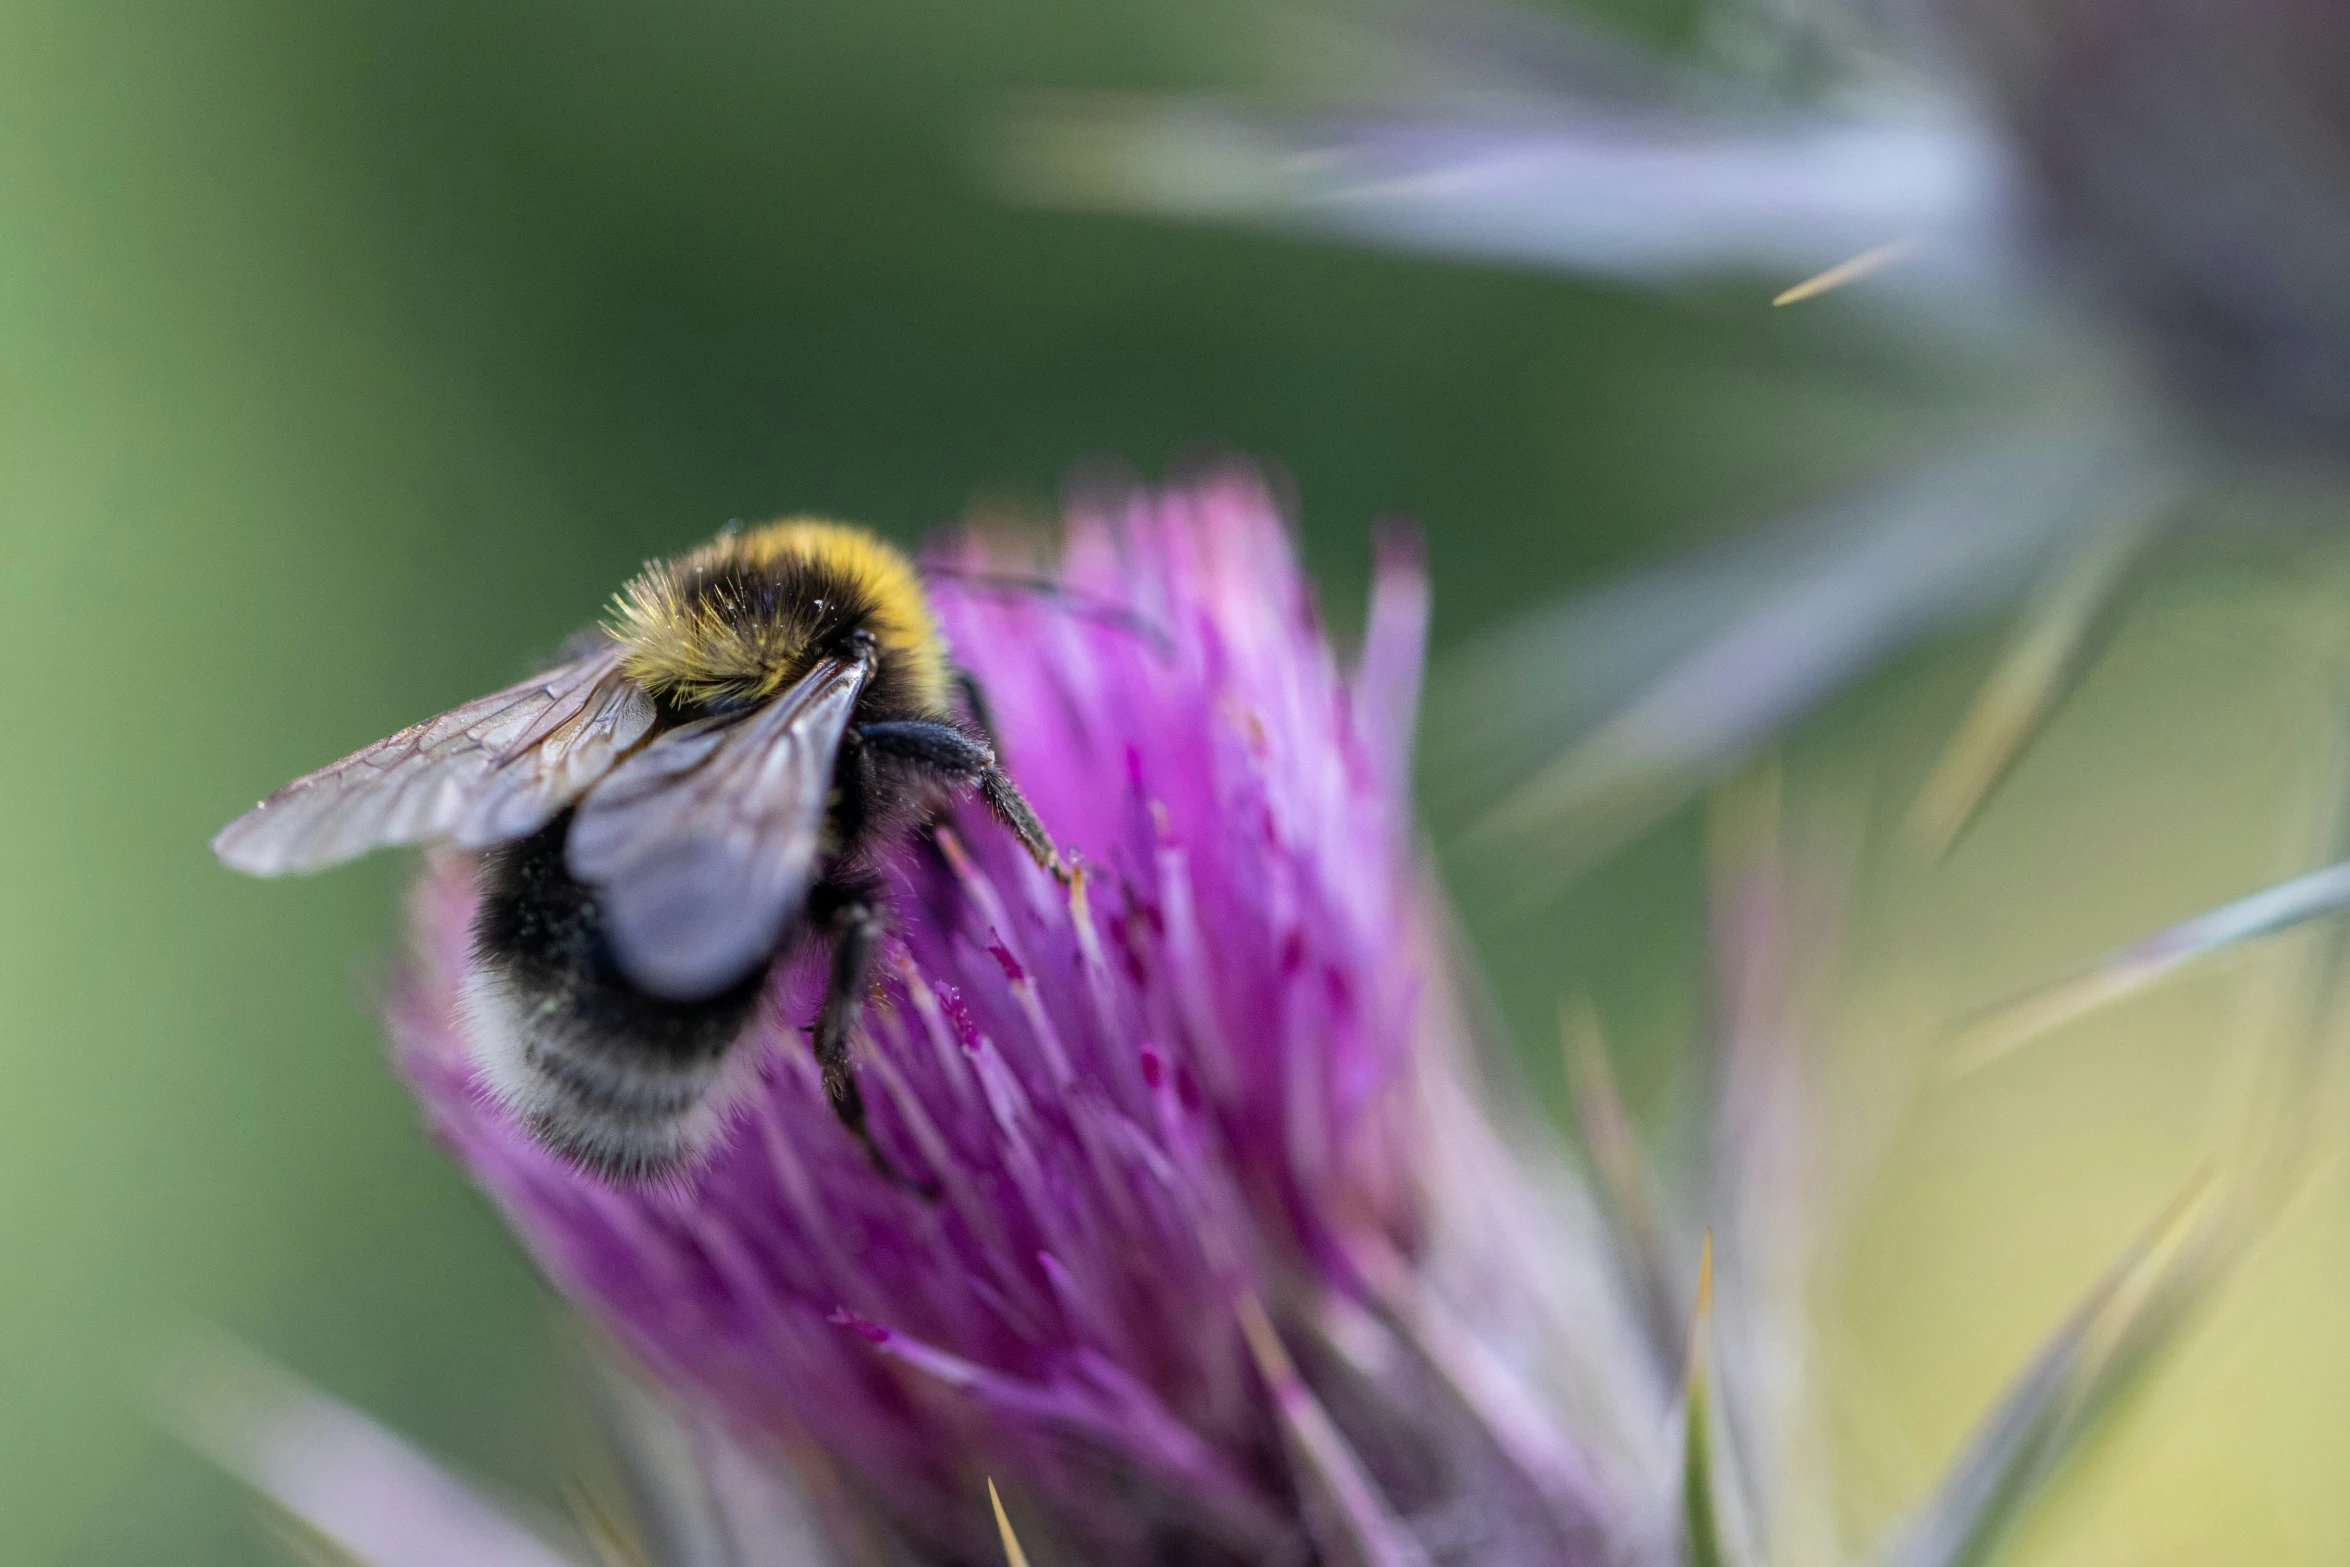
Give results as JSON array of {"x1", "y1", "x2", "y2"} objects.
[
  {"x1": 176, "y1": 476, "x2": 2305, "y2": 1567},
  {"x1": 999, "y1": 0, "x2": 2350, "y2": 910}
]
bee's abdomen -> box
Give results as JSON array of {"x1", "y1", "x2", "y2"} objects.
[{"x1": 465, "y1": 816, "x2": 767, "y2": 1180}]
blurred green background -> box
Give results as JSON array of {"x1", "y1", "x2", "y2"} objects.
[{"x1": 5, "y1": 1, "x2": 2348, "y2": 1562}]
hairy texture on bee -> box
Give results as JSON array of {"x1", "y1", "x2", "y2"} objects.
[{"x1": 610, "y1": 519, "x2": 950, "y2": 718}]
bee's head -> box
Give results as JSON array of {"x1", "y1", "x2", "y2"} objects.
[{"x1": 610, "y1": 519, "x2": 949, "y2": 716}]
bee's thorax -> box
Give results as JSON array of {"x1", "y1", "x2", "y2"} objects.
[{"x1": 610, "y1": 519, "x2": 949, "y2": 718}]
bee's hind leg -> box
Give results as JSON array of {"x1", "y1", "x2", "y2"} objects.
[
  {"x1": 807, "y1": 882, "x2": 934, "y2": 1196},
  {"x1": 857, "y1": 719, "x2": 1068, "y2": 882}
]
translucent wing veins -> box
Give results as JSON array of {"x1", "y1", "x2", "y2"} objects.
[{"x1": 212, "y1": 646, "x2": 655, "y2": 876}]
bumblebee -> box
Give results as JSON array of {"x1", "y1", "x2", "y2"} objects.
[{"x1": 215, "y1": 520, "x2": 1063, "y2": 1182}]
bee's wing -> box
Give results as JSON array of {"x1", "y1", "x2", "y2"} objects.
[
  {"x1": 566, "y1": 656, "x2": 869, "y2": 1002},
  {"x1": 213, "y1": 647, "x2": 656, "y2": 876}
]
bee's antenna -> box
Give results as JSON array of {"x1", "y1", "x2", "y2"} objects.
[{"x1": 921, "y1": 566, "x2": 1175, "y2": 658}]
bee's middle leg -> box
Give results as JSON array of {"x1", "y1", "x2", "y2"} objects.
[
  {"x1": 952, "y1": 665, "x2": 999, "y2": 750},
  {"x1": 807, "y1": 882, "x2": 929, "y2": 1193}
]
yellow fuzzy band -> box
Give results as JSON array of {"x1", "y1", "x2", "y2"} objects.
[{"x1": 610, "y1": 519, "x2": 948, "y2": 713}]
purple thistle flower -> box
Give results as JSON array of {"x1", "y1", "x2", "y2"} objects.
[{"x1": 377, "y1": 471, "x2": 1626, "y2": 1565}]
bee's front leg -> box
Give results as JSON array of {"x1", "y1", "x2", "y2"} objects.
[{"x1": 855, "y1": 720, "x2": 1068, "y2": 882}]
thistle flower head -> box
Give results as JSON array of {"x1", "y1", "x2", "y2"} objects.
[{"x1": 385, "y1": 472, "x2": 1581, "y2": 1563}]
